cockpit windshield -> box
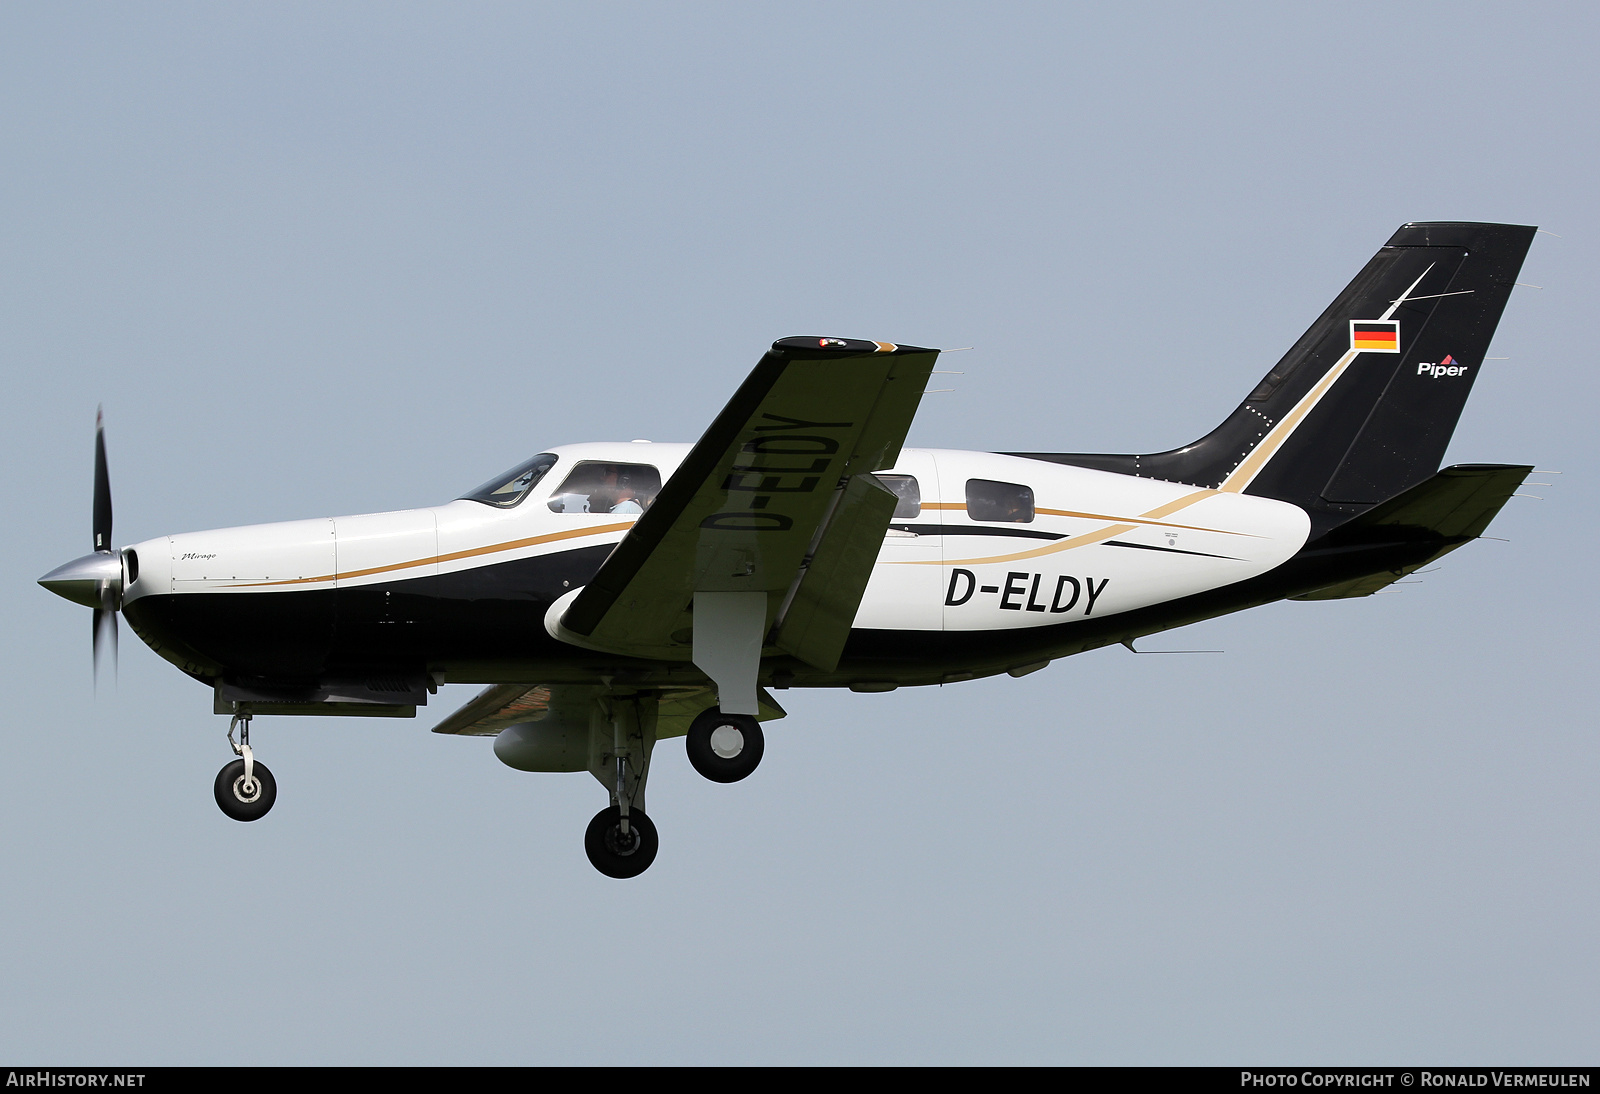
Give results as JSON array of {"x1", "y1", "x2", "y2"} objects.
[{"x1": 460, "y1": 453, "x2": 559, "y2": 508}]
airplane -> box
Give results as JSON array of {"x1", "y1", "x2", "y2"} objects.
[{"x1": 40, "y1": 221, "x2": 1538, "y2": 878}]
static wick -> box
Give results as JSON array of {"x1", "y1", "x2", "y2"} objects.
[
  {"x1": 1515, "y1": 282, "x2": 1544, "y2": 289},
  {"x1": 1536, "y1": 229, "x2": 1563, "y2": 237}
]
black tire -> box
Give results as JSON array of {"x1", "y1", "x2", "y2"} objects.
[
  {"x1": 214, "y1": 758, "x2": 277, "y2": 822},
  {"x1": 584, "y1": 806, "x2": 659, "y2": 879},
  {"x1": 685, "y1": 708, "x2": 764, "y2": 783}
]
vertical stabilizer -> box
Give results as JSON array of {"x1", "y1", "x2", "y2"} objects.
[{"x1": 1009, "y1": 222, "x2": 1536, "y2": 535}]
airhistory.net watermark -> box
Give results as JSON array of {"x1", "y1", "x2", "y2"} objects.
[{"x1": 5, "y1": 1075, "x2": 145, "y2": 1088}]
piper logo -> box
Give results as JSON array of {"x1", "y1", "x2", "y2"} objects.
[{"x1": 1418, "y1": 354, "x2": 1468, "y2": 378}]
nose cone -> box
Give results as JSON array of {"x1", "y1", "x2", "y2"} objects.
[{"x1": 39, "y1": 552, "x2": 123, "y2": 609}]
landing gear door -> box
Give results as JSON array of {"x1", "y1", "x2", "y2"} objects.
[{"x1": 854, "y1": 451, "x2": 943, "y2": 632}]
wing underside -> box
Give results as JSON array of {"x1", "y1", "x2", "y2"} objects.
[
  {"x1": 556, "y1": 337, "x2": 939, "y2": 672},
  {"x1": 429, "y1": 681, "x2": 786, "y2": 738}
]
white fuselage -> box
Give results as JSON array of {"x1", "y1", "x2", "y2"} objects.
[{"x1": 123, "y1": 442, "x2": 1310, "y2": 650}]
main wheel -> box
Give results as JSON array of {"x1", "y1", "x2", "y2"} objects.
[
  {"x1": 584, "y1": 806, "x2": 659, "y2": 878},
  {"x1": 685, "y1": 708, "x2": 764, "y2": 783},
  {"x1": 214, "y1": 758, "x2": 277, "y2": 822}
]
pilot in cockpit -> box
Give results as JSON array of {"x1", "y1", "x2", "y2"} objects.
[
  {"x1": 547, "y1": 462, "x2": 659, "y2": 514},
  {"x1": 609, "y1": 479, "x2": 643, "y2": 515}
]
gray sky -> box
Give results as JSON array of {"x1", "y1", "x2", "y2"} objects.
[{"x1": 2, "y1": 1, "x2": 1595, "y2": 1064}]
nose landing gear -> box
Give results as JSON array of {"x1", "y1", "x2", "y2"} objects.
[{"x1": 215, "y1": 713, "x2": 276, "y2": 822}]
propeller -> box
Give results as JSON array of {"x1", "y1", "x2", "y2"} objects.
[
  {"x1": 94, "y1": 405, "x2": 113, "y2": 551},
  {"x1": 39, "y1": 407, "x2": 123, "y2": 685},
  {"x1": 92, "y1": 407, "x2": 117, "y2": 681}
]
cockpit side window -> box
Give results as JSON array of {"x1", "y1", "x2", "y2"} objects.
[
  {"x1": 547, "y1": 462, "x2": 663, "y2": 515},
  {"x1": 875, "y1": 474, "x2": 922, "y2": 519},
  {"x1": 461, "y1": 453, "x2": 559, "y2": 508},
  {"x1": 966, "y1": 479, "x2": 1034, "y2": 523}
]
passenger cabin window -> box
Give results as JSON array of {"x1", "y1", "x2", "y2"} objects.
[
  {"x1": 548, "y1": 462, "x2": 662, "y2": 515},
  {"x1": 462, "y1": 453, "x2": 559, "y2": 508},
  {"x1": 876, "y1": 474, "x2": 922, "y2": 519},
  {"x1": 966, "y1": 479, "x2": 1034, "y2": 523}
]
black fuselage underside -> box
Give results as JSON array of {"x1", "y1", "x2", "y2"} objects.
[{"x1": 123, "y1": 533, "x2": 1442, "y2": 692}]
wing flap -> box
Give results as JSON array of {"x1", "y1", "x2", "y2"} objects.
[{"x1": 768, "y1": 472, "x2": 899, "y2": 671}]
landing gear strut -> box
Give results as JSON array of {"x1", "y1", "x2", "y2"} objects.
[
  {"x1": 686, "y1": 707, "x2": 763, "y2": 783},
  {"x1": 584, "y1": 694, "x2": 659, "y2": 878},
  {"x1": 215, "y1": 712, "x2": 276, "y2": 822}
]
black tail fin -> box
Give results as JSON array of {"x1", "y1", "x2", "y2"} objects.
[{"x1": 1011, "y1": 222, "x2": 1536, "y2": 535}]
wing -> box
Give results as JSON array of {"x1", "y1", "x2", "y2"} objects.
[
  {"x1": 553, "y1": 337, "x2": 939, "y2": 672},
  {"x1": 429, "y1": 682, "x2": 559, "y2": 736},
  {"x1": 430, "y1": 682, "x2": 787, "y2": 737}
]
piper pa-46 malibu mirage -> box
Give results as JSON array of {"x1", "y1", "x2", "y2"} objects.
[{"x1": 42, "y1": 222, "x2": 1539, "y2": 877}]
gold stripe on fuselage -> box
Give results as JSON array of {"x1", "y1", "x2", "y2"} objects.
[
  {"x1": 221, "y1": 522, "x2": 636, "y2": 588},
  {"x1": 921, "y1": 500, "x2": 1256, "y2": 536},
  {"x1": 217, "y1": 486, "x2": 1249, "y2": 589},
  {"x1": 900, "y1": 488, "x2": 1224, "y2": 566}
]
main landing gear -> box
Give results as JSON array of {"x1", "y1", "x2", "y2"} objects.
[
  {"x1": 215, "y1": 713, "x2": 276, "y2": 822},
  {"x1": 585, "y1": 805, "x2": 658, "y2": 879},
  {"x1": 685, "y1": 707, "x2": 764, "y2": 783},
  {"x1": 585, "y1": 695, "x2": 659, "y2": 878},
  {"x1": 580, "y1": 703, "x2": 764, "y2": 877}
]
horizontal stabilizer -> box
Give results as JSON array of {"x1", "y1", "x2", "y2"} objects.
[{"x1": 1291, "y1": 463, "x2": 1531, "y2": 600}]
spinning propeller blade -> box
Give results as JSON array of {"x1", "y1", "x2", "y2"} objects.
[
  {"x1": 93, "y1": 406, "x2": 113, "y2": 554},
  {"x1": 93, "y1": 407, "x2": 118, "y2": 683},
  {"x1": 93, "y1": 605, "x2": 118, "y2": 684},
  {"x1": 39, "y1": 408, "x2": 123, "y2": 684}
]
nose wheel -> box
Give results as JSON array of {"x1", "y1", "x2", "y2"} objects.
[
  {"x1": 215, "y1": 713, "x2": 276, "y2": 821},
  {"x1": 685, "y1": 708, "x2": 763, "y2": 782}
]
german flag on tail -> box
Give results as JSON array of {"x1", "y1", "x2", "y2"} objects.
[{"x1": 1349, "y1": 320, "x2": 1400, "y2": 353}]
